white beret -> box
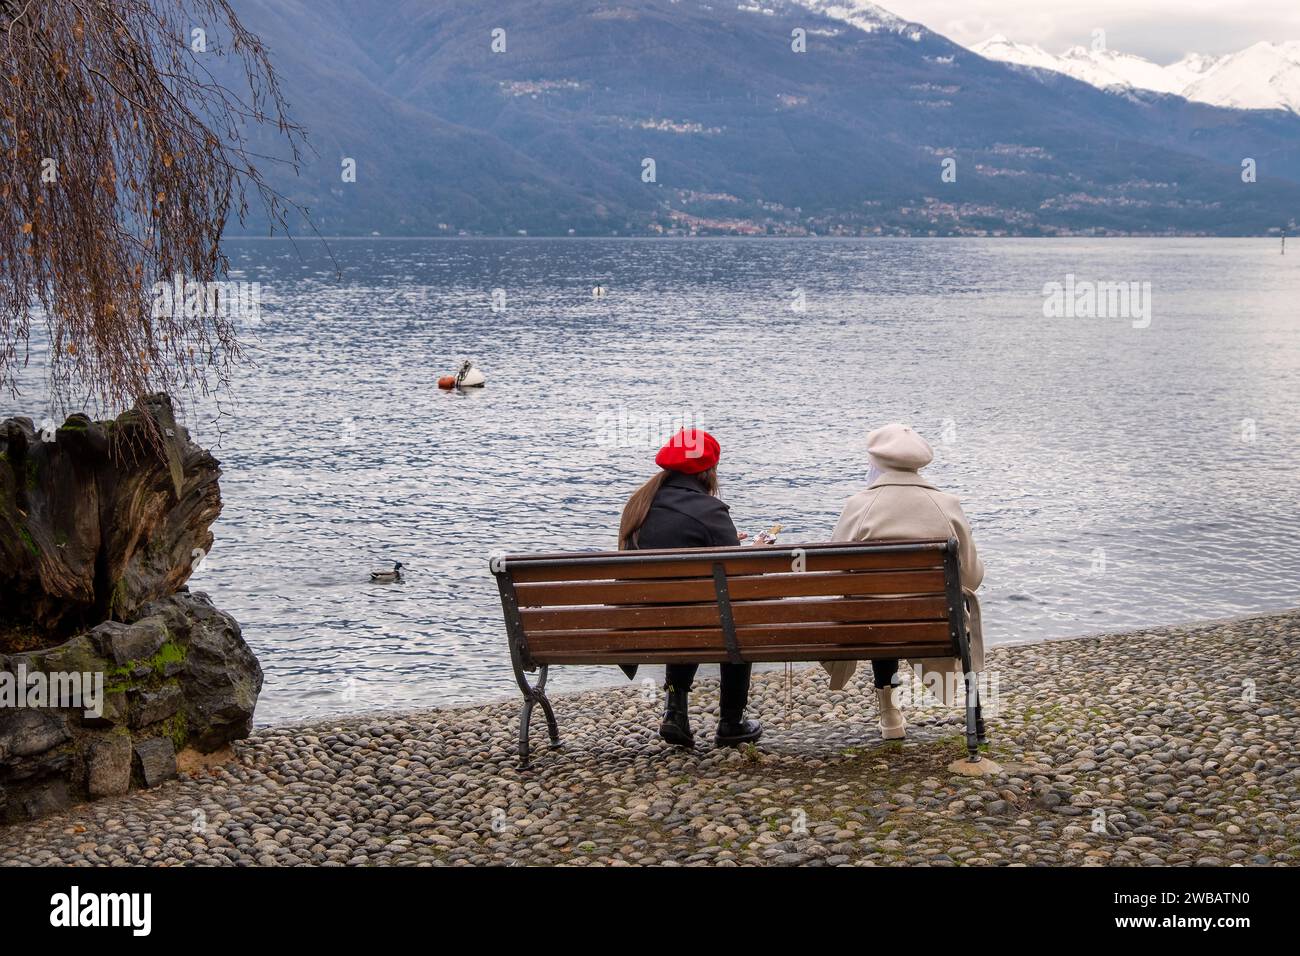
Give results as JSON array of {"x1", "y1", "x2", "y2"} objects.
[{"x1": 866, "y1": 423, "x2": 934, "y2": 472}]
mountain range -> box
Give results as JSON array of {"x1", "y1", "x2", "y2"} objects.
[
  {"x1": 972, "y1": 36, "x2": 1300, "y2": 115},
  {"x1": 221, "y1": 0, "x2": 1300, "y2": 237}
]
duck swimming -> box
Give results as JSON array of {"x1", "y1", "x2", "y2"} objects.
[{"x1": 370, "y1": 561, "x2": 405, "y2": 582}]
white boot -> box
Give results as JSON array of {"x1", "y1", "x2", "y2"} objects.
[{"x1": 876, "y1": 686, "x2": 907, "y2": 740}]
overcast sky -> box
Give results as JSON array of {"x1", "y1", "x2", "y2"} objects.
[{"x1": 881, "y1": 0, "x2": 1298, "y2": 62}]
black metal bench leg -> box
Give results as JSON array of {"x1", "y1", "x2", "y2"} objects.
[
  {"x1": 517, "y1": 692, "x2": 560, "y2": 768},
  {"x1": 514, "y1": 663, "x2": 560, "y2": 769},
  {"x1": 532, "y1": 663, "x2": 560, "y2": 748},
  {"x1": 947, "y1": 547, "x2": 982, "y2": 764},
  {"x1": 518, "y1": 696, "x2": 535, "y2": 768},
  {"x1": 538, "y1": 693, "x2": 560, "y2": 746},
  {"x1": 976, "y1": 701, "x2": 988, "y2": 746},
  {"x1": 963, "y1": 670, "x2": 980, "y2": 763},
  {"x1": 501, "y1": 570, "x2": 560, "y2": 769}
]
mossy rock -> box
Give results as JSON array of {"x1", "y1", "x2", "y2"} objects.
[
  {"x1": 20, "y1": 635, "x2": 108, "y2": 677},
  {"x1": 155, "y1": 710, "x2": 190, "y2": 752},
  {"x1": 154, "y1": 639, "x2": 186, "y2": 675}
]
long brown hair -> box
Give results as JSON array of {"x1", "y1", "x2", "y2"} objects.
[{"x1": 618, "y1": 467, "x2": 718, "y2": 549}]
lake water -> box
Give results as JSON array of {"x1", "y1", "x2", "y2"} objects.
[{"x1": 8, "y1": 238, "x2": 1300, "y2": 723}]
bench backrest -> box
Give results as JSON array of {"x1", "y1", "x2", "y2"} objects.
[{"x1": 492, "y1": 538, "x2": 965, "y2": 668}]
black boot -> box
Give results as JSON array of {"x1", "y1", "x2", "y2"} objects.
[
  {"x1": 659, "y1": 684, "x2": 694, "y2": 747},
  {"x1": 714, "y1": 662, "x2": 762, "y2": 747},
  {"x1": 715, "y1": 715, "x2": 762, "y2": 747}
]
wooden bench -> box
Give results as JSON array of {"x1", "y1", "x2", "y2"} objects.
[{"x1": 490, "y1": 537, "x2": 986, "y2": 767}]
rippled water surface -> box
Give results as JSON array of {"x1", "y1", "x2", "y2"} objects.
[{"x1": 9, "y1": 238, "x2": 1300, "y2": 723}]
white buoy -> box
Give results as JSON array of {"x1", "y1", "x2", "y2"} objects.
[
  {"x1": 455, "y1": 359, "x2": 485, "y2": 388},
  {"x1": 592, "y1": 285, "x2": 607, "y2": 299}
]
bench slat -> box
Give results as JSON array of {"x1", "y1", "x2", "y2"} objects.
[
  {"x1": 497, "y1": 538, "x2": 949, "y2": 564},
  {"x1": 520, "y1": 595, "x2": 948, "y2": 631},
  {"x1": 532, "y1": 642, "x2": 958, "y2": 665},
  {"x1": 525, "y1": 620, "x2": 952, "y2": 655},
  {"x1": 506, "y1": 547, "x2": 944, "y2": 583},
  {"x1": 513, "y1": 568, "x2": 946, "y2": 607}
]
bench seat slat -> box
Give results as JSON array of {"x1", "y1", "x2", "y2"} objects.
[
  {"x1": 525, "y1": 620, "x2": 952, "y2": 655},
  {"x1": 506, "y1": 548, "x2": 944, "y2": 583},
  {"x1": 520, "y1": 595, "x2": 948, "y2": 631},
  {"x1": 498, "y1": 538, "x2": 950, "y2": 564},
  {"x1": 513, "y1": 568, "x2": 945, "y2": 607},
  {"x1": 532, "y1": 642, "x2": 958, "y2": 665}
]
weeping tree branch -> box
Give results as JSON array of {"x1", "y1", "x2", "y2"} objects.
[{"x1": 0, "y1": 0, "x2": 311, "y2": 419}]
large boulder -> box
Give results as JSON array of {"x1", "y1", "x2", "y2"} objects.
[
  {"x1": 0, "y1": 393, "x2": 221, "y2": 636},
  {"x1": 0, "y1": 589, "x2": 262, "y2": 823},
  {"x1": 138, "y1": 592, "x2": 263, "y2": 750},
  {"x1": 0, "y1": 395, "x2": 261, "y2": 823}
]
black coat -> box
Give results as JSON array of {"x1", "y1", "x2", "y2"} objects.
[
  {"x1": 631, "y1": 471, "x2": 742, "y2": 550},
  {"x1": 620, "y1": 472, "x2": 740, "y2": 678}
]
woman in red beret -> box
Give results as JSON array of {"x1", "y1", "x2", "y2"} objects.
[{"x1": 617, "y1": 428, "x2": 762, "y2": 749}]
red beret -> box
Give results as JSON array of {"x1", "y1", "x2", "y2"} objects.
[{"x1": 655, "y1": 428, "x2": 720, "y2": 474}]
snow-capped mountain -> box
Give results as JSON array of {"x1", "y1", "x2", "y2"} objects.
[
  {"x1": 1166, "y1": 52, "x2": 1223, "y2": 90},
  {"x1": 968, "y1": 35, "x2": 1064, "y2": 75},
  {"x1": 776, "y1": 0, "x2": 927, "y2": 41},
  {"x1": 1184, "y1": 42, "x2": 1300, "y2": 113},
  {"x1": 971, "y1": 35, "x2": 1300, "y2": 115}
]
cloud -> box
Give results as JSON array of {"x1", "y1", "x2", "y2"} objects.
[{"x1": 883, "y1": 0, "x2": 1300, "y2": 61}]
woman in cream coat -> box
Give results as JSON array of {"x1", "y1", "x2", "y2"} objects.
[{"x1": 824, "y1": 423, "x2": 984, "y2": 740}]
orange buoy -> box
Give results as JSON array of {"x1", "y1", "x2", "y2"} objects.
[{"x1": 437, "y1": 375, "x2": 457, "y2": 389}]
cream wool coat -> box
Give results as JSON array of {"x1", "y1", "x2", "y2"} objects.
[{"x1": 822, "y1": 469, "x2": 985, "y2": 703}]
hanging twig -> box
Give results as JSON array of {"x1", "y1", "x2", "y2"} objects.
[{"x1": 0, "y1": 0, "x2": 314, "y2": 429}]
